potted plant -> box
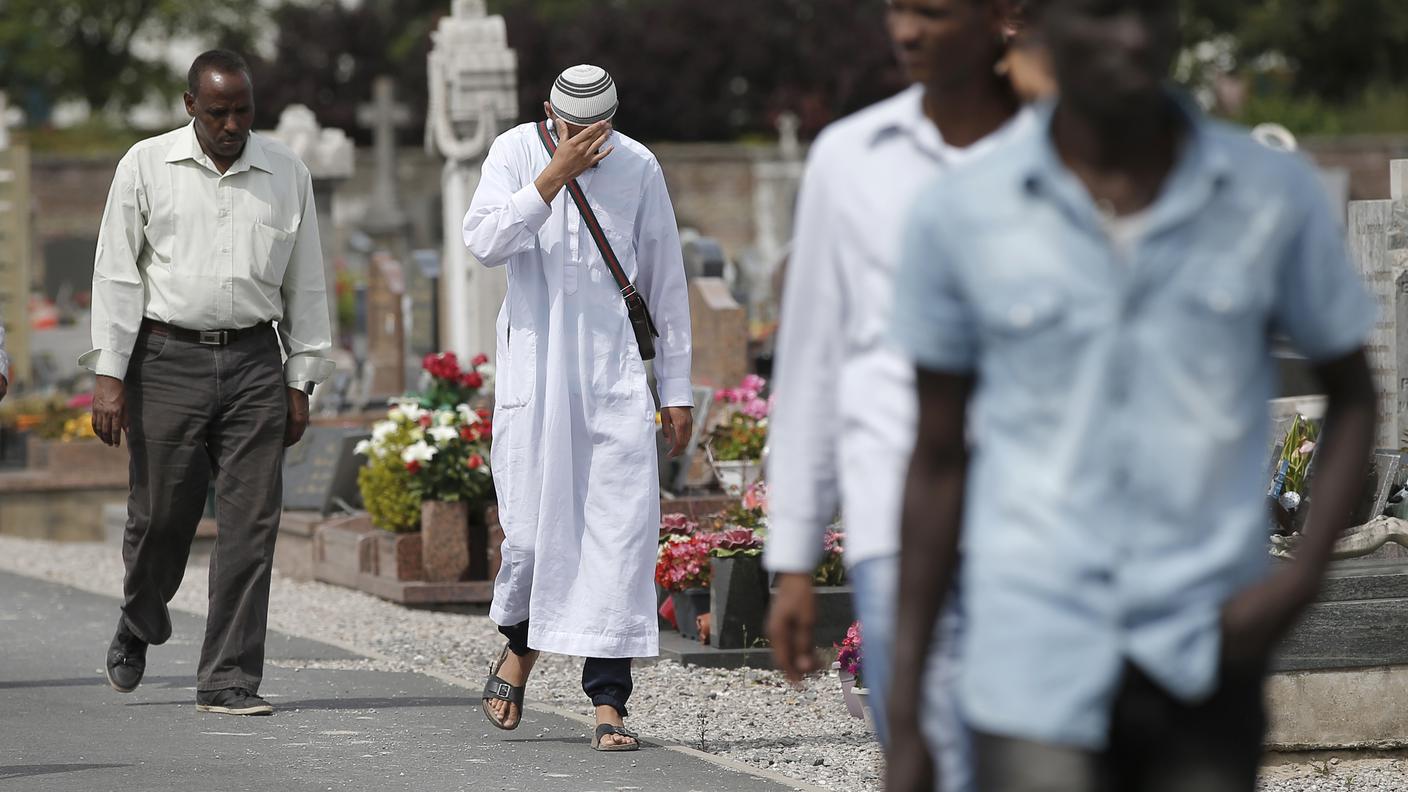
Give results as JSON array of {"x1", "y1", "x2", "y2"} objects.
[
  {"x1": 355, "y1": 352, "x2": 496, "y2": 582},
  {"x1": 656, "y1": 531, "x2": 718, "y2": 640},
  {"x1": 706, "y1": 374, "x2": 770, "y2": 495},
  {"x1": 805, "y1": 526, "x2": 855, "y2": 645},
  {"x1": 707, "y1": 481, "x2": 770, "y2": 649},
  {"x1": 834, "y1": 620, "x2": 867, "y2": 720},
  {"x1": 658, "y1": 513, "x2": 698, "y2": 628}
]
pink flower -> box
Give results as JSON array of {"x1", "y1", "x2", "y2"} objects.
[
  {"x1": 714, "y1": 528, "x2": 763, "y2": 552},
  {"x1": 741, "y1": 397, "x2": 769, "y2": 420},
  {"x1": 660, "y1": 513, "x2": 699, "y2": 540},
  {"x1": 740, "y1": 374, "x2": 767, "y2": 394}
]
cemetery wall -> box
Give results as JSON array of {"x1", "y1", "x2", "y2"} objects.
[{"x1": 1304, "y1": 135, "x2": 1408, "y2": 200}]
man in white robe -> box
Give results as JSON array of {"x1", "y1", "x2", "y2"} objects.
[{"x1": 463, "y1": 64, "x2": 694, "y2": 750}]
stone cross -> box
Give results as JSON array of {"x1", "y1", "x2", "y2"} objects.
[{"x1": 358, "y1": 77, "x2": 411, "y2": 231}]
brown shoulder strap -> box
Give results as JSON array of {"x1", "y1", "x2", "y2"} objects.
[{"x1": 534, "y1": 121, "x2": 639, "y2": 300}]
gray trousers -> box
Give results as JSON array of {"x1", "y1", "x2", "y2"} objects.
[{"x1": 119, "y1": 323, "x2": 287, "y2": 693}]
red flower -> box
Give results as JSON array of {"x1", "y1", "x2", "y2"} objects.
[
  {"x1": 461, "y1": 371, "x2": 484, "y2": 389},
  {"x1": 418, "y1": 414, "x2": 432, "y2": 428},
  {"x1": 479, "y1": 422, "x2": 492, "y2": 439},
  {"x1": 467, "y1": 454, "x2": 485, "y2": 469},
  {"x1": 406, "y1": 460, "x2": 421, "y2": 475},
  {"x1": 472, "y1": 353, "x2": 489, "y2": 367},
  {"x1": 460, "y1": 425, "x2": 478, "y2": 442}
]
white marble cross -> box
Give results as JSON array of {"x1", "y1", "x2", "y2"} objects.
[{"x1": 358, "y1": 77, "x2": 411, "y2": 225}]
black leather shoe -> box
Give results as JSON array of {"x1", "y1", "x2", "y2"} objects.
[
  {"x1": 196, "y1": 688, "x2": 274, "y2": 716},
  {"x1": 105, "y1": 617, "x2": 147, "y2": 693}
]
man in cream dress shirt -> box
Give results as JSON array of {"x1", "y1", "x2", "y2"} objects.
[{"x1": 84, "y1": 50, "x2": 333, "y2": 716}]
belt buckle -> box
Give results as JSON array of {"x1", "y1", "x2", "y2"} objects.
[{"x1": 198, "y1": 330, "x2": 225, "y2": 346}]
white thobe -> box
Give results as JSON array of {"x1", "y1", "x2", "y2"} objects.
[{"x1": 464, "y1": 121, "x2": 693, "y2": 658}]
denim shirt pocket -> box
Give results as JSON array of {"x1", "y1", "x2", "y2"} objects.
[
  {"x1": 1176, "y1": 271, "x2": 1263, "y2": 381},
  {"x1": 981, "y1": 287, "x2": 1073, "y2": 393}
]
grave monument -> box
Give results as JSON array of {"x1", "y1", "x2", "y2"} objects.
[{"x1": 426, "y1": 0, "x2": 518, "y2": 362}]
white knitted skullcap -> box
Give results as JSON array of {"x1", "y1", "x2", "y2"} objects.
[{"x1": 549, "y1": 65, "x2": 618, "y2": 125}]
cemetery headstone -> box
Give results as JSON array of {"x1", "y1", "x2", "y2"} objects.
[
  {"x1": 283, "y1": 426, "x2": 371, "y2": 514},
  {"x1": 688, "y1": 277, "x2": 749, "y2": 392},
  {"x1": 0, "y1": 105, "x2": 32, "y2": 388},
  {"x1": 426, "y1": 0, "x2": 518, "y2": 363},
  {"x1": 1389, "y1": 160, "x2": 1408, "y2": 447},
  {"x1": 683, "y1": 236, "x2": 727, "y2": 280},
  {"x1": 1348, "y1": 196, "x2": 1397, "y2": 450},
  {"x1": 366, "y1": 252, "x2": 407, "y2": 398}
]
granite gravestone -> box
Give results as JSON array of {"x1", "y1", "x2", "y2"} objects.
[
  {"x1": 283, "y1": 426, "x2": 371, "y2": 515},
  {"x1": 0, "y1": 101, "x2": 33, "y2": 388}
]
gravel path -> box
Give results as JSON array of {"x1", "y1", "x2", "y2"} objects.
[
  {"x1": 0, "y1": 536, "x2": 880, "y2": 791},
  {"x1": 2, "y1": 535, "x2": 1402, "y2": 791}
]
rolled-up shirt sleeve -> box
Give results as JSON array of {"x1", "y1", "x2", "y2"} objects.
[
  {"x1": 890, "y1": 188, "x2": 978, "y2": 373},
  {"x1": 79, "y1": 153, "x2": 148, "y2": 380},
  {"x1": 279, "y1": 165, "x2": 335, "y2": 385}
]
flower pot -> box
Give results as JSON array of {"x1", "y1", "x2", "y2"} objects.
[
  {"x1": 421, "y1": 500, "x2": 471, "y2": 582},
  {"x1": 710, "y1": 458, "x2": 763, "y2": 496},
  {"x1": 369, "y1": 530, "x2": 424, "y2": 581},
  {"x1": 709, "y1": 555, "x2": 769, "y2": 649},
  {"x1": 812, "y1": 585, "x2": 857, "y2": 646},
  {"x1": 671, "y1": 588, "x2": 711, "y2": 641},
  {"x1": 854, "y1": 686, "x2": 873, "y2": 728},
  {"x1": 834, "y1": 661, "x2": 865, "y2": 719},
  {"x1": 656, "y1": 582, "x2": 673, "y2": 629}
]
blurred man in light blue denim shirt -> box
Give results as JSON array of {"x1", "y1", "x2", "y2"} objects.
[{"x1": 885, "y1": 1, "x2": 1378, "y2": 790}]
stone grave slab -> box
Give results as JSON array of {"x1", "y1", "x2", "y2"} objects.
[
  {"x1": 1349, "y1": 199, "x2": 1397, "y2": 451},
  {"x1": 282, "y1": 426, "x2": 370, "y2": 514}
]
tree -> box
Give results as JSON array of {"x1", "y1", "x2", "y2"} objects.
[
  {"x1": 1184, "y1": 0, "x2": 1408, "y2": 101},
  {"x1": 243, "y1": 0, "x2": 902, "y2": 144},
  {"x1": 0, "y1": 0, "x2": 263, "y2": 125}
]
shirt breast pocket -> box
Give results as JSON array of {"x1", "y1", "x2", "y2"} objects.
[
  {"x1": 1176, "y1": 274, "x2": 1264, "y2": 380},
  {"x1": 980, "y1": 288, "x2": 1073, "y2": 392},
  {"x1": 251, "y1": 221, "x2": 296, "y2": 286}
]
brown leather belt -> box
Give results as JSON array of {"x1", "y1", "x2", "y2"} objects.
[{"x1": 141, "y1": 318, "x2": 269, "y2": 346}]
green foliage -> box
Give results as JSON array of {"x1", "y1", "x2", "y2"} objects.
[
  {"x1": 1184, "y1": 0, "x2": 1408, "y2": 132},
  {"x1": 707, "y1": 412, "x2": 767, "y2": 462},
  {"x1": 0, "y1": 0, "x2": 267, "y2": 125},
  {"x1": 357, "y1": 422, "x2": 423, "y2": 533},
  {"x1": 1235, "y1": 84, "x2": 1408, "y2": 136}
]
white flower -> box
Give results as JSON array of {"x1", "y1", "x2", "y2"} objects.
[
  {"x1": 410, "y1": 427, "x2": 425, "y2": 443},
  {"x1": 398, "y1": 404, "x2": 427, "y2": 425},
  {"x1": 437, "y1": 409, "x2": 456, "y2": 427},
  {"x1": 427, "y1": 426, "x2": 459, "y2": 446},
  {"x1": 353, "y1": 439, "x2": 372, "y2": 456},
  {"x1": 371, "y1": 421, "x2": 397, "y2": 445},
  {"x1": 457, "y1": 404, "x2": 482, "y2": 425},
  {"x1": 401, "y1": 441, "x2": 437, "y2": 465}
]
